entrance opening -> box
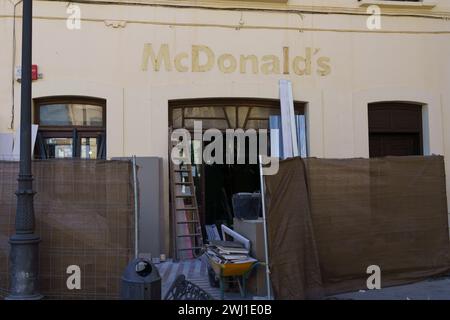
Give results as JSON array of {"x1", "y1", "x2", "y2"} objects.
[
  {"x1": 169, "y1": 98, "x2": 306, "y2": 248},
  {"x1": 368, "y1": 102, "x2": 423, "y2": 158}
]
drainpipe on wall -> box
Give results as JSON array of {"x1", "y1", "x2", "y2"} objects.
[{"x1": 8, "y1": 0, "x2": 23, "y2": 130}]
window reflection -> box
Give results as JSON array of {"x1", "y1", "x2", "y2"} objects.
[
  {"x1": 44, "y1": 138, "x2": 73, "y2": 158},
  {"x1": 39, "y1": 104, "x2": 103, "y2": 126},
  {"x1": 81, "y1": 138, "x2": 98, "y2": 159}
]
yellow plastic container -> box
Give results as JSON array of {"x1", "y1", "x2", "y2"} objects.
[{"x1": 208, "y1": 257, "x2": 257, "y2": 277}]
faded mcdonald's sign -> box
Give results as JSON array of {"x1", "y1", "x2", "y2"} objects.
[{"x1": 141, "y1": 44, "x2": 331, "y2": 76}]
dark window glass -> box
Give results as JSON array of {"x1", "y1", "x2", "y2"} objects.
[{"x1": 368, "y1": 102, "x2": 423, "y2": 158}]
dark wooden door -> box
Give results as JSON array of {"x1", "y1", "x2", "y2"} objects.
[
  {"x1": 369, "y1": 133, "x2": 421, "y2": 157},
  {"x1": 368, "y1": 103, "x2": 422, "y2": 158}
]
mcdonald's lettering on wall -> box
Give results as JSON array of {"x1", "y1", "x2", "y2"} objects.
[{"x1": 141, "y1": 44, "x2": 331, "y2": 76}]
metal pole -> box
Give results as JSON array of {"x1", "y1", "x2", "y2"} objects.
[
  {"x1": 7, "y1": 0, "x2": 42, "y2": 300},
  {"x1": 258, "y1": 155, "x2": 272, "y2": 300},
  {"x1": 132, "y1": 155, "x2": 139, "y2": 259}
]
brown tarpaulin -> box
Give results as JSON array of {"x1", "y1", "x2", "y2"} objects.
[
  {"x1": 0, "y1": 160, "x2": 134, "y2": 299},
  {"x1": 265, "y1": 156, "x2": 450, "y2": 299}
]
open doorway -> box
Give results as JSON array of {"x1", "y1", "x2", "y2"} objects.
[
  {"x1": 169, "y1": 98, "x2": 306, "y2": 247},
  {"x1": 203, "y1": 137, "x2": 262, "y2": 228}
]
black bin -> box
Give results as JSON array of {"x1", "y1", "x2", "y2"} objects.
[
  {"x1": 232, "y1": 192, "x2": 262, "y2": 220},
  {"x1": 120, "y1": 258, "x2": 161, "y2": 300}
]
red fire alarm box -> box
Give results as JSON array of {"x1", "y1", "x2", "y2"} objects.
[{"x1": 31, "y1": 65, "x2": 38, "y2": 81}]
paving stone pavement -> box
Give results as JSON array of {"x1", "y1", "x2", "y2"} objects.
[
  {"x1": 156, "y1": 258, "x2": 450, "y2": 300},
  {"x1": 330, "y1": 276, "x2": 450, "y2": 300},
  {"x1": 155, "y1": 256, "x2": 253, "y2": 300}
]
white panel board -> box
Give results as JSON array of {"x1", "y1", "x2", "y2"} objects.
[
  {"x1": 12, "y1": 125, "x2": 39, "y2": 160},
  {"x1": 0, "y1": 133, "x2": 14, "y2": 160},
  {"x1": 279, "y1": 79, "x2": 299, "y2": 159}
]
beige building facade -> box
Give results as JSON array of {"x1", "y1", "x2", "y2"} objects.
[{"x1": 1, "y1": 0, "x2": 450, "y2": 255}]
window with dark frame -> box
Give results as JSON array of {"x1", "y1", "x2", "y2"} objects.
[
  {"x1": 368, "y1": 102, "x2": 423, "y2": 158},
  {"x1": 33, "y1": 97, "x2": 106, "y2": 160}
]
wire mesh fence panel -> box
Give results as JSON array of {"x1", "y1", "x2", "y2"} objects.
[{"x1": 0, "y1": 160, "x2": 134, "y2": 299}]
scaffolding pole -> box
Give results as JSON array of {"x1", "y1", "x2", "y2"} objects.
[
  {"x1": 259, "y1": 155, "x2": 272, "y2": 300},
  {"x1": 132, "y1": 155, "x2": 139, "y2": 259}
]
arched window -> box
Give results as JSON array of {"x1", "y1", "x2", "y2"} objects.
[
  {"x1": 33, "y1": 96, "x2": 106, "y2": 159},
  {"x1": 169, "y1": 98, "x2": 307, "y2": 157},
  {"x1": 368, "y1": 102, "x2": 423, "y2": 157}
]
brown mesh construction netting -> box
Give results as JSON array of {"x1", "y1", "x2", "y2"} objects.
[
  {"x1": 264, "y1": 156, "x2": 450, "y2": 299},
  {"x1": 0, "y1": 160, "x2": 134, "y2": 299}
]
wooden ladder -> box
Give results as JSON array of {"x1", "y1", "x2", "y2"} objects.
[{"x1": 169, "y1": 136, "x2": 204, "y2": 261}]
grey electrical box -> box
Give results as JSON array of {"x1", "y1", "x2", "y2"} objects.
[
  {"x1": 112, "y1": 156, "x2": 164, "y2": 258},
  {"x1": 120, "y1": 258, "x2": 162, "y2": 300}
]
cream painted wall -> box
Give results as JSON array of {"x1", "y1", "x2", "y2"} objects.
[
  {"x1": 1, "y1": 0, "x2": 450, "y2": 254},
  {"x1": 0, "y1": 0, "x2": 14, "y2": 134}
]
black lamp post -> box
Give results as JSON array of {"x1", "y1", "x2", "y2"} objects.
[{"x1": 7, "y1": 0, "x2": 42, "y2": 300}]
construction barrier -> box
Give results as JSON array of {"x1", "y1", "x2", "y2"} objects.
[
  {"x1": 265, "y1": 156, "x2": 450, "y2": 299},
  {"x1": 0, "y1": 160, "x2": 134, "y2": 299}
]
